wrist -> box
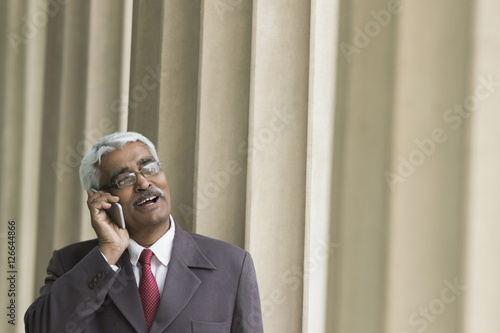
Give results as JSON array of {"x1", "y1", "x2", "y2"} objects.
[{"x1": 98, "y1": 244, "x2": 125, "y2": 265}]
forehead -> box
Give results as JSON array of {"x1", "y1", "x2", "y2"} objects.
[{"x1": 99, "y1": 142, "x2": 154, "y2": 180}]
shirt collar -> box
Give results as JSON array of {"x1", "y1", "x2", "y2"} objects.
[{"x1": 128, "y1": 215, "x2": 176, "y2": 267}]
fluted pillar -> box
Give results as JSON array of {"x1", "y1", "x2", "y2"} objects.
[
  {"x1": 128, "y1": 0, "x2": 203, "y2": 232},
  {"x1": 193, "y1": 0, "x2": 252, "y2": 247},
  {"x1": 464, "y1": 0, "x2": 500, "y2": 332},
  {"x1": 303, "y1": 1, "x2": 338, "y2": 332},
  {"x1": 80, "y1": 0, "x2": 131, "y2": 239},
  {"x1": 26, "y1": 0, "x2": 132, "y2": 322},
  {"x1": 0, "y1": 2, "x2": 29, "y2": 333},
  {"x1": 127, "y1": 0, "x2": 163, "y2": 142},
  {"x1": 246, "y1": 1, "x2": 311, "y2": 332},
  {"x1": 51, "y1": 0, "x2": 90, "y2": 247},
  {"x1": 16, "y1": 1, "x2": 47, "y2": 332},
  {"x1": 157, "y1": 0, "x2": 201, "y2": 232},
  {"x1": 326, "y1": 0, "x2": 397, "y2": 332},
  {"x1": 385, "y1": 1, "x2": 471, "y2": 332}
]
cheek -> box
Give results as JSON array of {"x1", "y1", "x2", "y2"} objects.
[
  {"x1": 160, "y1": 176, "x2": 169, "y2": 189},
  {"x1": 122, "y1": 202, "x2": 137, "y2": 221},
  {"x1": 153, "y1": 177, "x2": 169, "y2": 194},
  {"x1": 114, "y1": 191, "x2": 135, "y2": 209}
]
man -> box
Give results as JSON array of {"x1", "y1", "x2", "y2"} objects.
[{"x1": 25, "y1": 132, "x2": 263, "y2": 332}]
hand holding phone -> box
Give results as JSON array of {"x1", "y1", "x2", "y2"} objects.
[
  {"x1": 104, "y1": 201, "x2": 126, "y2": 229},
  {"x1": 91, "y1": 189, "x2": 126, "y2": 229}
]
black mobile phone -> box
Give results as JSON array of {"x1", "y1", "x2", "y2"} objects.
[{"x1": 91, "y1": 189, "x2": 126, "y2": 229}]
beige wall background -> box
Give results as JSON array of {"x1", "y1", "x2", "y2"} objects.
[{"x1": 1, "y1": 0, "x2": 499, "y2": 332}]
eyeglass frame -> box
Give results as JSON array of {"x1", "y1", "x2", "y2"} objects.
[{"x1": 98, "y1": 161, "x2": 162, "y2": 190}]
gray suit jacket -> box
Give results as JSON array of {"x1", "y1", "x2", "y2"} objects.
[{"x1": 24, "y1": 220, "x2": 263, "y2": 332}]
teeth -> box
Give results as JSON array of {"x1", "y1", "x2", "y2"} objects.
[{"x1": 137, "y1": 196, "x2": 157, "y2": 206}]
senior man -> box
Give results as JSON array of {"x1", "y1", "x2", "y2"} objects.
[{"x1": 25, "y1": 132, "x2": 263, "y2": 333}]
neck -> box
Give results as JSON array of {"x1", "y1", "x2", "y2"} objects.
[{"x1": 130, "y1": 219, "x2": 170, "y2": 248}]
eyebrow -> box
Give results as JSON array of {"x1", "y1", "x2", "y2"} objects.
[{"x1": 109, "y1": 156, "x2": 156, "y2": 182}]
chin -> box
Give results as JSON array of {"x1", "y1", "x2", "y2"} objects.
[
  {"x1": 146, "y1": 211, "x2": 170, "y2": 226},
  {"x1": 125, "y1": 212, "x2": 167, "y2": 229}
]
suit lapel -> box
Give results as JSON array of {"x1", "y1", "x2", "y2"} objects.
[
  {"x1": 150, "y1": 221, "x2": 216, "y2": 332},
  {"x1": 108, "y1": 250, "x2": 148, "y2": 332}
]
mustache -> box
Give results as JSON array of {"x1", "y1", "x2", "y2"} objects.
[{"x1": 131, "y1": 188, "x2": 165, "y2": 207}]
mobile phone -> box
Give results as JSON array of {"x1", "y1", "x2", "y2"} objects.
[
  {"x1": 90, "y1": 189, "x2": 126, "y2": 229},
  {"x1": 105, "y1": 202, "x2": 126, "y2": 229}
]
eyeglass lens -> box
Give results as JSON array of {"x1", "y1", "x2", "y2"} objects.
[{"x1": 116, "y1": 162, "x2": 160, "y2": 188}]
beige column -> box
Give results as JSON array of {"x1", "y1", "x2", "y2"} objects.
[
  {"x1": 246, "y1": 1, "x2": 310, "y2": 331},
  {"x1": 127, "y1": 0, "x2": 164, "y2": 142},
  {"x1": 0, "y1": 1, "x2": 27, "y2": 232},
  {"x1": 326, "y1": 0, "x2": 397, "y2": 332},
  {"x1": 0, "y1": 2, "x2": 26, "y2": 227},
  {"x1": 80, "y1": 0, "x2": 132, "y2": 239},
  {"x1": 1, "y1": 1, "x2": 135, "y2": 329},
  {"x1": 0, "y1": 2, "x2": 29, "y2": 333},
  {"x1": 303, "y1": 0, "x2": 339, "y2": 332},
  {"x1": 51, "y1": 0, "x2": 91, "y2": 248},
  {"x1": 156, "y1": 0, "x2": 202, "y2": 232},
  {"x1": 34, "y1": 3, "x2": 66, "y2": 294},
  {"x1": 385, "y1": 0, "x2": 471, "y2": 332},
  {"x1": 193, "y1": 0, "x2": 252, "y2": 247},
  {"x1": 16, "y1": 1, "x2": 48, "y2": 331},
  {"x1": 464, "y1": 0, "x2": 500, "y2": 332},
  {"x1": 33, "y1": 0, "x2": 130, "y2": 291}
]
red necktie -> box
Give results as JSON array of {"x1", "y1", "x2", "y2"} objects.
[{"x1": 139, "y1": 249, "x2": 160, "y2": 331}]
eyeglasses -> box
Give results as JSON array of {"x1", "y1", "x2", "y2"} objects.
[{"x1": 99, "y1": 161, "x2": 162, "y2": 190}]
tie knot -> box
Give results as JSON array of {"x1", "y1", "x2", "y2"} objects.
[{"x1": 139, "y1": 249, "x2": 154, "y2": 266}]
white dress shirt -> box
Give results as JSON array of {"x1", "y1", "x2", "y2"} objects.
[
  {"x1": 101, "y1": 215, "x2": 176, "y2": 296},
  {"x1": 126, "y1": 215, "x2": 175, "y2": 296}
]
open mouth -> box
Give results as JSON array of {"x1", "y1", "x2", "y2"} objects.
[{"x1": 135, "y1": 196, "x2": 159, "y2": 207}]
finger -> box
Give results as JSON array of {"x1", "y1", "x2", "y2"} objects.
[
  {"x1": 95, "y1": 201, "x2": 113, "y2": 210},
  {"x1": 87, "y1": 189, "x2": 101, "y2": 205},
  {"x1": 107, "y1": 194, "x2": 120, "y2": 203},
  {"x1": 88, "y1": 194, "x2": 121, "y2": 223},
  {"x1": 93, "y1": 191, "x2": 119, "y2": 202},
  {"x1": 88, "y1": 191, "x2": 119, "y2": 205},
  {"x1": 89, "y1": 198, "x2": 114, "y2": 212},
  {"x1": 93, "y1": 201, "x2": 125, "y2": 227}
]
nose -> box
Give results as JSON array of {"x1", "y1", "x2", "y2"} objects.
[{"x1": 134, "y1": 173, "x2": 151, "y2": 191}]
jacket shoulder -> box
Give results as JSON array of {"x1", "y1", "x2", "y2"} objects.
[{"x1": 187, "y1": 232, "x2": 248, "y2": 266}]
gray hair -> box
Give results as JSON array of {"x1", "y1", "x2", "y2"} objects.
[{"x1": 79, "y1": 132, "x2": 159, "y2": 190}]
